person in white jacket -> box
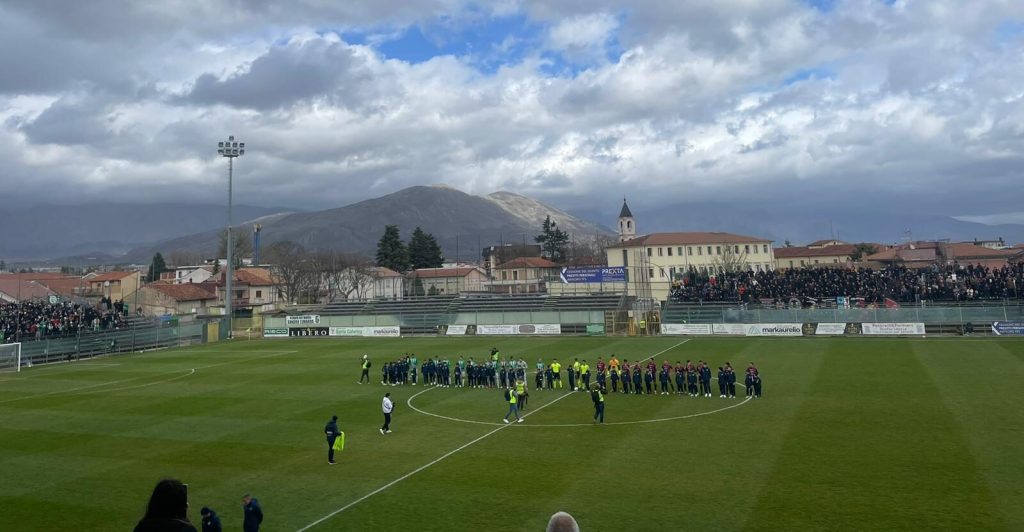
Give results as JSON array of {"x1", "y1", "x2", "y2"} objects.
[{"x1": 380, "y1": 393, "x2": 394, "y2": 434}]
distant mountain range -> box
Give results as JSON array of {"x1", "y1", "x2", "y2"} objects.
[
  {"x1": 0, "y1": 203, "x2": 286, "y2": 262},
  {"x1": 4, "y1": 187, "x2": 1023, "y2": 267},
  {"x1": 56, "y1": 186, "x2": 611, "y2": 265}
]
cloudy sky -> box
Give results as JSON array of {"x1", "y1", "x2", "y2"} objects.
[{"x1": 2, "y1": 0, "x2": 1023, "y2": 222}]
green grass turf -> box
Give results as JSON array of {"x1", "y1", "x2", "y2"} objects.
[{"x1": 1, "y1": 336, "x2": 1022, "y2": 531}]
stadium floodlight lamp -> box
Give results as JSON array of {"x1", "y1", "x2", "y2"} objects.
[{"x1": 216, "y1": 134, "x2": 245, "y2": 339}]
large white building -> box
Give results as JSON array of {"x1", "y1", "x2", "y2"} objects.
[{"x1": 604, "y1": 200, "x2": 775, "y2": 302}]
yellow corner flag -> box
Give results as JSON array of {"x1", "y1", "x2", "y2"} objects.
[{"x1": 332, "y1": 432, "x2": 345, "y2": 451}]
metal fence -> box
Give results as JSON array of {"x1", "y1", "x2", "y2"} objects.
[
  {"x1": 665, "y1": 305, "x2": 1024, "y2": 325},
  {"x1": 16, "y1": 321, "x2": 210, "y2": 366}
]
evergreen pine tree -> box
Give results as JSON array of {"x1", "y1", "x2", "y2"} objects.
[
  {"x1": 534, "y1": 215, "x2": 569, "y2": 263},
  {"x1": 375, "y1": 225, "x2": 411, "y2": 272},
  {"x1": 147, "y1": 253, "x2": 168, "y2": 282},
  {"x1": 408, "y1": 227, "x2": 444, "y2": 270}
]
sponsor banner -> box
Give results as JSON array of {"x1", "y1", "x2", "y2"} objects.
[
  {"x1": 478, "y1": 324, "x2": 519, "y2": 335},
  {"x1": 329, "y1": 327, "x2": 364, "y2": 337},
  {"x1": 862, "y1": 322, "x2": 926, "y2": 336},
  {"x1": 662, "y1": 323, "x2": 713, "y2": 335},
  {"x1": 712, "y1": 323, "x2": 746, "y2": 336},
  {"x1": 263, "y1": 328, "x2": 289, "y2": 338},
  {"x1": 366, "y1": 326, "x2": 401, "y2": 337},
  {"x1": 286, "y1": 315, "x2": 321, "y2": 326},
  {"x1": 289, "y1": 327, "x2": 329, "y2": 337},
  {"x1": 745, "y1": 323, "x2": 803, "y2": 337},
  {"x1": 446, "y1": 325, "x2": 469, "y2": 336},
  {"x1": 528, "y1": 324, "x2": 561, "y2": 335},
  {"x1": 477, "y1": 324, "x2": 562, "y2": 335},
  {"x1": 815, "y1": 323, "x2": 847, "y2": 335},
  {"x1": 586, "y1": 324, "x2": 605, "y2": 336},
  {"x1": 991, "y1": 321, "x2": 1024, "y2": 336},
  {"x1": 328, "y1": 326, "x2": 401, "y2": 337},
  {"x1": 559, "y1": 266, "x2": 626, "y2": 283}
]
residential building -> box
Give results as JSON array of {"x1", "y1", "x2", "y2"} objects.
[
  {"x1": 482, "y1": 243, "x2": 542, "y2": 277},
  {"x1": 0, "y1": 278, "x2": 58, "y2": 303},
  {"x1": 213, "y1": 267, "x2": 279, "y2": 313},
  {"x1": 334, "y1": 266, "x2": 405, "y2": 300},
  {"x1": 407, "y1": 266, "x2": 489, "y2": 295},
  {"x1": 865, "y1": 241, "x2": 1023, "y2": 269},
  {"x1": 775, "y1": 241, "x2": 861, "y2": 269},
  {"x1": 604, "y1": 199, "x2": 774, "y2": 302},
  {"x1": 85, "y1": 271, "x2": 142, "y2": 301},
  {"x1": 136, "y1": 283, "x2": 217, "y2": 316},
  {"x1": 487, "y1": 256, "x2": 560, "y2": 294}
]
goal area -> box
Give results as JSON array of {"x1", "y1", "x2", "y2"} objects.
[{"x1": 0, "y1": 343, "x2": 21, "y2": 373}]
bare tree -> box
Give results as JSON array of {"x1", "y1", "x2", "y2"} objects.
[
  {"x1": 566, "y1": 233, "x2": 618, "y2": 265},
  {"x1": 168, "y1": 249, "x2": 205, "y2": 268},
  {"x1": 337, "y1": 256, "x2": 376, "y2": 300},
  {"x1": 712, "y1": 245, "x2": 750, "y2": 274},
  {"x1": 265, "y1": 241, "x2": 312, "y2": 304},
  {"x1": 218, "y1": 228, "x2": 254, "y2": 266}
]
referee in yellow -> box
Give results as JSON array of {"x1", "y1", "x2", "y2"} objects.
[{"x1": 550, "y1": 359, "x2": 563, "y2": 389}]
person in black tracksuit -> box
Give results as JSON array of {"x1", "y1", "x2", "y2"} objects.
[
  {"x1": 725, "y1": 364, "x2": 737, "y2": 398},
  {"x1": 324, "y1": 415, "x2": 340, "y2": 465},
  {"x1": 700, "y1": 364, "x2": 712, "y2": 397},
  {"x1": 658, "y1": 367, "x2": 670, "y2": 394},
  {"x1": 632, "y1": 367, "x2": 642, "y2": 394},
  {"x1": 643, "y1": 368, "x2": 654, "y2": 395},
  {"x1": 752, "y1": 374, "x2": 763, "y2": 398},
  {"x1": 200, "y1": 507, "x2": 222, "y2": 532},
  {"x1": 242, "y1": 495, "x2": 263, "y2": 532},
  {"x1": 717, "y1": 367, "x2": 727, "y2": 397}
]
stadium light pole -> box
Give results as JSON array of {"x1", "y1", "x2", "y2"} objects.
[{"x1": 217, "y1": 135, "x2": 245, "y2": 339}]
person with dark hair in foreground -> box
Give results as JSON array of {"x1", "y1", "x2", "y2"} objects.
[
  {"x1": 133, "y1": 479, "x2": 197, "y2": 532},
  {"x1": 546, "y1": 511, "x2": 581, "y2": 532},
  {"x1": 199, "y1": 507, "x2": 221, "y2": 532}
]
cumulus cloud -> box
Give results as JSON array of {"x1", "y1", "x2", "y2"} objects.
[{"x1": 0, "y1": 0, "x2": 1022, "y2": 228}]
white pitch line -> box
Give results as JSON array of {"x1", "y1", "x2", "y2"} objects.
[
  {"x1": 0, "y1": 350, "x2": 296, "y2": 405},
  {"x1": 296, "y1": 340, "x2": 693, "y2": 531},
  {"x1": 295, "y1": 391, "x2": 576, "y2": 532}
]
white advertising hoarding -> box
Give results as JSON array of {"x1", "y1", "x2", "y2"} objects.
[
  {"x1": 477, "y1": 324, "x2": 562, "y2": 335},
  {"x1": 862, "y1": 323, "x2": 926, "y2": 336},
  {"x1": 661, "y1": 324, "x2": 713, "y2": 335},
  {"x1": 815, "y1": 323, "x2": 847, "y2": 335},
  {"x1": 745, "y1": 323, "x2": 803, "y2": 337},
  {"x1": 712, "y1": 323, "x2": 746, "y2": 335},
  {"x1": 286, "y1": 315, "x2": 321, "y2": 326},
  {"x1": 446, "y1": 325, "x2": 468, "y2": 336}
]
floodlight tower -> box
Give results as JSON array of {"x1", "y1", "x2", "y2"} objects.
[{"x1": 217, "y1": 135, "x2": 245, "y2": 338}]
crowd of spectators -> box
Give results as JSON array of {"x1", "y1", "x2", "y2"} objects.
[
  {"x1": 1, "y1": 297, "x2": 127, "y2": 343},
  {"x1": 670, "y1": 263, "x2": 1024, "y2": 306}
]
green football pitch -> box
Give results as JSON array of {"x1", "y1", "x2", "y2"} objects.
[{"x1": 1, "y1": 336, "x2": 1022, "y2": 531}]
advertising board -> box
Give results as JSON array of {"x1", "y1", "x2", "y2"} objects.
[
  {"x1": 745, "y1": 323, "x2": 803, "y2": 337},
  {"x1": 815, "y1": 323, "x2": 847, "y2": 335},
  {"x1": 286, "y1": 315, "x2": 321, "y2": 326},
  {"x1": 861, "y1": 322, "x2": 926, "y2": 335},
  {"x1": 661, "y1": 323, "x2": 713, "y2": 335}
]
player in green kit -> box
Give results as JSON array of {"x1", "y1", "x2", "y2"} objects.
[{"x1": 409, "y1": 353, "x2": 419, "y2": 385}]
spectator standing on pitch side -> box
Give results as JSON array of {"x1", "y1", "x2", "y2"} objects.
[
  {"x1": 324, "y1": 415, "x2": 340, "y2": 464},
  {"x1": 241, "y1": 494, "x2": 263, "y2": 532},
  {"x1": 381, "y1": 392, "x2": 394, "y2": 434}
]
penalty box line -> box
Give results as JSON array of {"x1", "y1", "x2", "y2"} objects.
[{"x1": 295, "y1": 339, "x2": 691, "y2": 531}]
